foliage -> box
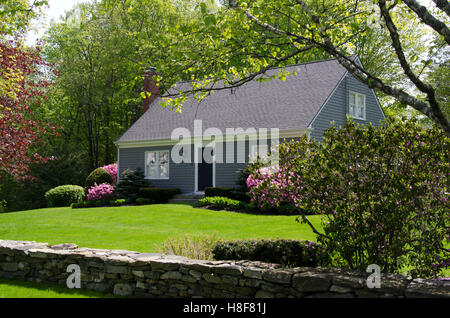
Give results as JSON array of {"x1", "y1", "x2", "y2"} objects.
[
  {"x1": 109, "y1": 199, "x2": 127, "y2": 207},
  {"x1": 43, "y1": 0, "x2": 201, "y2": 168},
  {"x1": 135, "y1": 197, "x2": 156, "y2": 205},
  {"x1": 138, "y1": 187, "x2": 181, "y2": 204},
  {"x1": 246, "y1": 166, "x2": 297, "y2": 210},
  {"x1": 248, "y1": 118, "x2": 449, "y2": 278},
  {"x1": 148, "y1": 0, "x2": 449, "y2": 134},
  {"x1": 0, "y1": 145, "x2": 90, "y2": 212},
  {"x1": 0, "y1": 200, "x2": 7, "y2": 213},
  {"x1": 44, "y1": 185, "x2": 84, "y2": 208},
  {"x1": 236, "y1": 166, "x2": 252, "y2": 192},
  {"x1": 205, "y1": 186, "x2": 250, "y2": 202},
  {"x1": 71, "y1": 198, "x2": 127, "y2": 209},
  {"x1": 205, "y1": 187, "x2": 234, "y2": 198},
  {"x1": 0, "y1": 38, "x2": 57, "y2": 181},
  {"x1": 85, "y1": 168, "x2": 114, "y2": 189},
  {"x1": 212, "y1": 239, "x2": 329, "y2": 268},
  {"x1": 115, "y1": 168, "x2": 148, "y2": 202},
  {"x1": 157, "y1": 234, "x2": 220, "y2": 261},
  {"x1": 0, "y1": 0, "x2": 48, "y2": 36},
  {"x1": 198, "y1": 196, "x2": 249, "y2": 211},
  {"x1": 86, "y1": 183, "x2": 116, "y2": 202},
  {"x1": 101, "y1": 163, "x2": 118, "y2": 184}
]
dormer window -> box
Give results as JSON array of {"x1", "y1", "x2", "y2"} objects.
[{"x1": 349, "y1": 91, "x2": 366, "y2": 120}]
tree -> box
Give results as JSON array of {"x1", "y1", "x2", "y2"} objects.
[
  {"x1": 153, "y1": 0, "x2": 450, "y2": 135},
  {"x1": 43, "y1": 0, "x2": 200, "y2": 169},
  {"x1": 0, "y1": 39, "x2": 57, "y2": 181},
  {"x1": 0, "y1": 0, "x2": 48, "y2": 36},
  {"x1": 247, "y1": 119, "x2": 449, "y2": 278}
]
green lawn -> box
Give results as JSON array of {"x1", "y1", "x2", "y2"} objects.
[
  {"x1": 0, "y1": 204, "x2": 322, "y2": 253},
  {"x1": 0, "y1": 278, "x2": 114, "y2": 298},
  {"x1": 0, "y1": 204, "x2": 321, "y2": 298}
]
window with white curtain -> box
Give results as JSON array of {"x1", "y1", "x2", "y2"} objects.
[
  {"x1": 349, "y1": 91, "x2": 366, "y2": 120},
  {"x1": 145, "y1": 151, "x2": 169, "y2": 179}
]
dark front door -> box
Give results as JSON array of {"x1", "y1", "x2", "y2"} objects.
[{"x1": 198, "y1": 147, "x2": 213, "y2": 191}]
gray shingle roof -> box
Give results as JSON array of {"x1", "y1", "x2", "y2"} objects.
[{"x1": 116, "y1": 58, "x2": 348, "y2": 143}]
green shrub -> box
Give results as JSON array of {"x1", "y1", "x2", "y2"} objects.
[
  {"x1": 205, "y1": 187, "x2": 235, "y2": 198},
  {"x1": 157, "y1": 234, "x2": 220, "y2": 260},
  {"x1": 136, "y1": 197, "x2": 156, "y2": 205},
  {"x1": 212, "y1": 239, "x2": 329, "y2": 267},
  {"x1": 85, "y1": 168, "x2": 114, "y2": 189},
  {"x1": 0, "y1": 200, "x2": 6, "y2": 213},
  {"x1": 138, "y1": 187, "x2": 181, "y2": 203},
  {"x1": 71, "y1": 199, "x2": 127, "y2": 209},
  {"x1": 198, "y1": 196, "x2": 249, "y2": 211},
  {"x1": 116, "y1": 168, "x2": 149, "y2": 202},
  {"x1": 248, "y1": 118, "x2": 450, "y2": 278},
  {"x1": 272, "y1": 204, "x2": 299, "y2": 215},
  {"x1": 45, "y1": 185, "x2": 85, "y2": 207},
  {"x1": 204, "y1": 187, "x2": 250, "y2": 202},
  {"x1": 109, "y1": 199, "x2": 127, "y2": 207}
]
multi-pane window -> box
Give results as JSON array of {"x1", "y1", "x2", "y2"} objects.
[
  {"x1": 145, "y1": 151, "x2": 169, "y2": 179},
  {"x1": 349, "y1": 91, "x2": 366, "y2": 120}
]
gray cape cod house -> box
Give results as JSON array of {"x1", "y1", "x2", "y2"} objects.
[{"x1": 115, "y1": 57, "x2": 385, "y2": 193}]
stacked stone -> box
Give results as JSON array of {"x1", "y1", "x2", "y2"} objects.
[{"x1": 0, "y1": 240, "x2": 448, "y2": 298}]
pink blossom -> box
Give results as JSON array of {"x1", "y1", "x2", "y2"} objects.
[
  {"x1": 101, "y1": 163, "x2": 118, "y2": 184},
  {"x1": 86, "y1": 183, "x2": 116, "y2": 201}
]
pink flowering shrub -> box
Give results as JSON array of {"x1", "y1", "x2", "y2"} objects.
[
  {"x1": 101, "y1": 163, "x2": 118, "y2": 184},
  {"x1": 86, "y1": 183, "x2": 116, "y2": 201},
  {"x1": 247, "y1": 118, "x2": 449, "y2": 278},
  {"x1": 246, "y1": 166, "x2": 300, "y2": 210}
]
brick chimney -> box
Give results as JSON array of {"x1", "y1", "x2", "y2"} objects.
[{"x1": 143, "y1": 67, "x2": 160, "y2": 113}]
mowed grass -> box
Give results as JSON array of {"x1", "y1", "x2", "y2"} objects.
[
  {"x1": 0, "y1": 278, "x2": 115, "y2": 298},
  {"x1": 0, "y1": 204, "x2": 322, "y2": 252},
  {"x1": 0, "y1": 205, "x2": 321, "y2": 298}
]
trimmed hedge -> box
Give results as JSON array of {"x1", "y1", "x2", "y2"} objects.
[
  {"x1": 205, "y1": 187, "x2": 235, "y2": 198},
  {"x1": 205, "y1": 187, "x2": 250, "y2": 202},
  {"x1": 212, "y1": 239, "x2": 329, "y2": 268},
  {"x1": 138, "y1": 187, "x2": 181, "y2": 203},
  {"x1": 85, "y1": 168, "x2": 114, "y2": 189},
  {"x1": 71, "y1": 199, "x2": 127, "y2": 209},
  {"x1": 45, "y1": 185, "x2": 85, "y2": 208},
  {"x1": 198, "y1": 196, "x2": 250, "y2": 211},
  {"x1": 136, "y1": 197, "x2": 156, "y2": 205}
]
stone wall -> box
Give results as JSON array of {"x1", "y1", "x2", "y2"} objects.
[{"x1": 0, "y1": 240, "x2": 448, "y2": 298}]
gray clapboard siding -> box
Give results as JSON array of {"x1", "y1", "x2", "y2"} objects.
[
  {"x1": 119, "y1": 141, "x2": 256, "y2": 192},
  {"x1": 119, "y1": 145, "x2": 196, "y2": 193},
  {"x1": 215, "y1": 141, "x2": 251, "y2": 189},
  {"x1": 309, "y1": 73, "x2": 385, "y2": 141}
]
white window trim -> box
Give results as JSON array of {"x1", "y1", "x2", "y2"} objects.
[
  {"x1": 145, "y1": 150, "x2": 170, "y2": 180},
  {"x1": 348, "y1": 91, "x2": 366, "y2": 121}
]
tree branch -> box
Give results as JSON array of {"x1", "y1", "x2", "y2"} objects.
[
  {"x1": 401, "y1": 0, "x2": 450, "y2": 45},
  {"x1": 431, "y1": 0, "x2": 450, "y2": 18}
]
